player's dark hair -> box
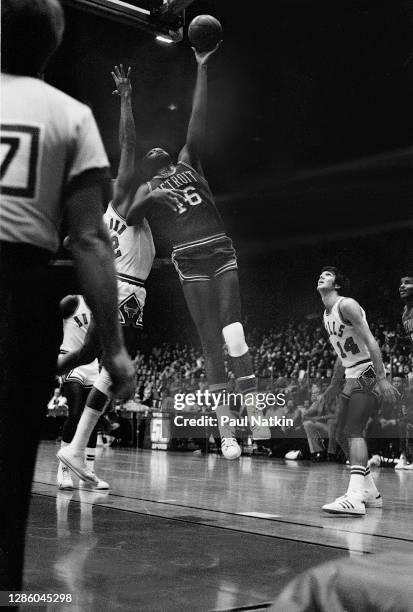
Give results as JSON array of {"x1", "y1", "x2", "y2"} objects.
[
  {"x1": 400, "y1": 273, "x2": 413, "y2": 281},
  {"x1": 1, "y1": 0, "x2": 65, "y2": 76},
  {"x1": 321, "y1": 266, "x2": 350, "y2": 294}
]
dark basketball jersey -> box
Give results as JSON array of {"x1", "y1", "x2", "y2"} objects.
[
  {"x1": 147, "y1": 161, "x2": 224, "y2": 248},
  {"x1": 402, "y1": 304, "x2": 413, "y2": 342}
]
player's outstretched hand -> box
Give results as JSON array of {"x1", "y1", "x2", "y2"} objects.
[
  {"x1": 151, "y1": 188, "x2": 187, "y2": 213},
  {"x1": 111, "y1": 64, "x2": 132, "y2": 97},
  {"x1": 193, "y1": 41, "x2": 221, "y2": 66},
  {"x1": 375, "y1": 378, "x2": 400, "y2": 404},
  {"x1": 105, "y1": 347, "x2": 136, "y2": 400}
]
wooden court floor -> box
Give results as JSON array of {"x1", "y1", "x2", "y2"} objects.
[{"x1": 23, "y1": 441, "x2": 413, "y2": 611}]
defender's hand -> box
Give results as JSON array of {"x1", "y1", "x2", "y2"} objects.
[
  {"x1": 104, "y1": 347, "x2": 136, "y2": 400},
  {"x1": 193, "y1": 41, "x2": 221, "y2": 66},
  {"x1": 375, "y1": 378, "x2": 400, "y2": 404},
  {"x1": 151, "y1": 188, "x2": 187, "y2": 213},
  {"x1": 111, "y1": 64, "x2": 132, "y2": 97}
]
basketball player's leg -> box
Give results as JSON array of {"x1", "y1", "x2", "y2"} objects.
[
  {"x1": 344, "y1": 390, "x2": 381, "y2": 506},
  {"x1": 214, "y1": 269, "x2": 270, "y2": 440},
  {"x1": 323, "y1": 387, "x2": 380, "y2": 515},
  {"x1": 58, "y1": 382, "x2": 102, "y2": 489},
  {"x1": 57, "y1": 381, "x2": 84, "y2": 489},
  {"x1": 57, "y1": 373, "x2": 111, "y2": 483},
  {"x1": 182, "y1": 280, "x2": 240, "y2": 458}
]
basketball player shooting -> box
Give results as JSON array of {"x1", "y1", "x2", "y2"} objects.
[
  {"x1": 126, "y1": 41, "x2": 270, "y2": 460},
  {"x1": 317, "y1": 267, "x2": 399, "y2": 515},
  {"x1": 57, "y1": 65, "x2": 155, "y2": 482}
]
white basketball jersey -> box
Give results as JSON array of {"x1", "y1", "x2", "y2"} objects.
[
  {"x1": 1, "y1": 74, "x2": 109, "y2": 253},
  {"x1": 323, "y1": 297, "x2": 372, "y2": 377},
  {"x1": 103, "y1": 203, "x2": 155, "y2": 326},
  {"x1": 60, "y1": 296, "x2": 91, "y2": 353}
]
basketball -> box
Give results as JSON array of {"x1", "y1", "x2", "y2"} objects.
[{"x1": 188, "y1": 15, "x2": 222, "y2": 53}]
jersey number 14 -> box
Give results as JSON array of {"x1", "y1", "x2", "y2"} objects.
[{"x1": 336, "y1": 336, "x2": 360, "y2": 360}]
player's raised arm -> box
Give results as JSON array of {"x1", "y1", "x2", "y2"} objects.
[
  {"x1": 340, "y1": 298, "x2": 399, "y2": 403},
  {"x1": 111, "y1": 64, "x2": 136, "y2": 215},
  {"x1": 178, "y1": 43, "x2": 221, "y2": 174}
]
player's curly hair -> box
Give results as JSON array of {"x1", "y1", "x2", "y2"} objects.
[
  {"x1": 321, "y1": 266, "x2": 350, "y2": 295},
  {"x1": 1, "y1": 0, "x2": 65, "y2": 76}
]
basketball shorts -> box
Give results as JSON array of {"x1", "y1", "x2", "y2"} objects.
[
  {"x1": 342, "y1": 363, "x2": 378, "y2": 399},
  {"x1": 171, "y1": 233, "x2": 238, "y2": 283},
  {"x1": 117, "y1": 283, "x2": 146, "y2": 330},
  {"x1": 63, "y1": 359, "x2": 99, "y2": 387}
]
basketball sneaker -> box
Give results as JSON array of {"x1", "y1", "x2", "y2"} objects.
[
  {"x1": 322, "y1": 491, "x2": 366, "y2": 515},
  {"x1": 57, "y1": 447, "x2": 96, "y2": 483},
  {"x1": 57, "y1": 462, "x2": 74, "y2": 490},
  {"x1": 285, "y1": 450, "x2": 302, "y2": 460},
  {"x1": 79, "y1": 474, "x2": 110, "y2": 490},
  {"x1": 363, "y1": 491, "x2": 383, "y2": 508},
  {"x1": 368, "y1": 454, "x2": 381, "y2": 468},
  {"x1": 221, "y1": 438, "x2": 241, "y2": 460},
  {"x1": 396, "y1": 461, "x2": 413, "y2": 470}
]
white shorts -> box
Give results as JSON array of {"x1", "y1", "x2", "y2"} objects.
[
  {"x1": 64, "y1": 360, "x2": 99, "y2": 387},
  {"x1": 93, "y1": 367, "x2": 113, "y2": 397},
  {"x1": 344, "y1": 360, "x2": 374, "y2": 380}
]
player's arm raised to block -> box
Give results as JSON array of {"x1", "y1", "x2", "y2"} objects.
[
  {"x1": 111, "y1": 65, "x2": 136, "y2": 217},
  {"x1": 340, "y1": 298, "x2": 399, "y2": 403},
  {"x1": 178, "y1": 43, "x2": 221, "y2": 175}
]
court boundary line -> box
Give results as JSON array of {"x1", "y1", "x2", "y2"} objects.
[
  {"x1": 32, "y1": 479, "x2": 413, "y2": 546},
  {"x1": 32, "y1": 487, "x2": 375, "y2": 554}
]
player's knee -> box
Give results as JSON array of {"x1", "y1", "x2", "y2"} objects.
[{"x1": 222, "y1": 322, "x2": 248, "y2": 357}]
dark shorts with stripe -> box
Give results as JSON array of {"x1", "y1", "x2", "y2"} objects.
[{"x1": 171, "y1": 234, "x2": 238, "y2": 283}]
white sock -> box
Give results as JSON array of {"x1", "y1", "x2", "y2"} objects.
[
  {"x1": 70, "y1": 407, "x2": 101, "y2": 452},
  {"x1": 348, "y1": 465, "x2": 366, "y2": 493},
  {"x1": 364, "y1": 466, "x2": 379, "y2": 494},
  {"x1": 85, "y1": 447, "x2": 96, "y2": 472}
]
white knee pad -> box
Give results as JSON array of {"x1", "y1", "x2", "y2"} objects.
[{"x1": 222, "y1": 322, "x2": 248, "y2": 357}]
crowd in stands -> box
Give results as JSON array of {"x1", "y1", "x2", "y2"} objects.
[
  {"x1": 49, "y1": 318, "x2": 413, "y2": 464},
  {"x1": 125, "y1": 318, "x2": 413, "y2": 464}
]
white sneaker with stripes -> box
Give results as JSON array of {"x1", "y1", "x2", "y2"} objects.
[{"x1": 322, "y1": 491, "x2": 366, "y2": 515}]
